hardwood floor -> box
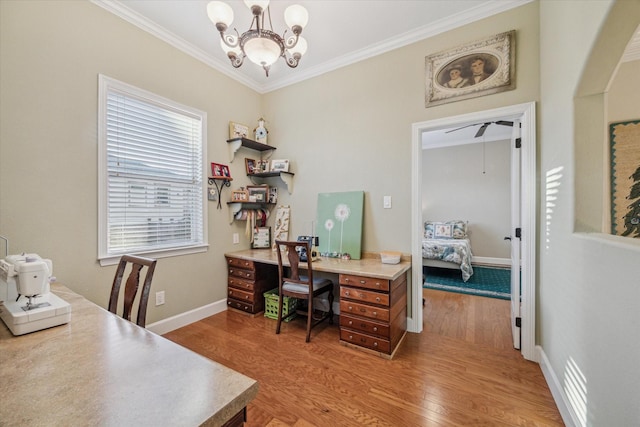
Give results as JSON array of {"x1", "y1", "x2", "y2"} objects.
[{"x1": 163, "y1": 289, "x2": 563, "y2": 426}]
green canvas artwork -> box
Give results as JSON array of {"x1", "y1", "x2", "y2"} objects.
[{"x1": 316, "y1": 191, "x2": 364, "y2": 259}]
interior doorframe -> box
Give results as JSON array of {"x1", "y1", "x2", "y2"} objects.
[{"x1": 409, "y1": 102, "x2": 537, "y2": 362}]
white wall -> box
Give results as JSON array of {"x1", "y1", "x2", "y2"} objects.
[
  {"x1": 422, "y1": 140, "x2": 511, "y2": 259},
  {"x1": 539, "y1": 1, "x2": 640, "y2": 425}
]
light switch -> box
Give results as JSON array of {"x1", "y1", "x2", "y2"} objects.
[{"x1": 383, "y1": 196, "x2": 392, "y2": 209}]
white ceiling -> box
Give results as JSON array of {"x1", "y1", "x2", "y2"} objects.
[{"x1": 93, "y1": 0, "x2": 529, "y2": 93}]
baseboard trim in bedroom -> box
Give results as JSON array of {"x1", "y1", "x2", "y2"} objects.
[
  {"x1": 471, "y1": 256, "x2": 510, "y2": 267},
  {"x1": 538, "y1": 345, "x2": 579, "y2": 427}
]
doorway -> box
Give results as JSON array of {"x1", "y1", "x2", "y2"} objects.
[{"x1": 409, "y1": 102, "x2": 537, "y2": 362}]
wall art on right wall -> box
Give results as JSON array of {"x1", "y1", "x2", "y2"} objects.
[{"x1": 610, "y1": 119, "x2": 640, "y2": 238}]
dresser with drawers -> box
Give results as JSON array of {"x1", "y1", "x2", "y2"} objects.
[
  {"x1": 225, "y1": 255, "x2": 277, "y2": 314},
  {"x1": 338, "y1": 272, "x2": 407, "y2": 358}
]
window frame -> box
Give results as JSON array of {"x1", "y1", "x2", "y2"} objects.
[{"x1": 98, "y1": 75, "x2": 208, "y2": 266}]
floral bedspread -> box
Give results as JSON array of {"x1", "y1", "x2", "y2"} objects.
[{"x1": 422, "y1": 238, "x2": 473, "y2": 282}]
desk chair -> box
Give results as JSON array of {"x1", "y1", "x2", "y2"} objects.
[
  {"x1": 274, "y1": 240, "x2": 334, "y2": 342},
  {"x1": 108, "y1": 254, "x2": 157, "y2": 327}
]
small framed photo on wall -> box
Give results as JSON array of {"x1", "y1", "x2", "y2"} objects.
[
  {"x1": 245, "y1": 158, "x2": 256, "y2": 175},
  {"x1": 252, "y1": 226, "x2": 271, "y2": 249},
  {"x1": 270, "y1": 159, "x2": 290, "y2": 172}
]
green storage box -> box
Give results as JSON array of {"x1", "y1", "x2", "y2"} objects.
[{"x1": 264, "y1": 288, "x2": 297, "y2": 322}]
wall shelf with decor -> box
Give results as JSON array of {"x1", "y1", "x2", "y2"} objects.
[
  {"x1": 248, "y1": 171, "x2": 294, "y2": 194},
  {"x1": 227, "y1": 137, "x2": 274, "y2": 162},
  {"x1": 227, "y1": 202, "x2": 275, "y2": 224}
]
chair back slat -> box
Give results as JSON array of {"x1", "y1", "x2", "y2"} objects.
[{"x1": 108, "y1": 254, "x2": 157, "y2": 327}]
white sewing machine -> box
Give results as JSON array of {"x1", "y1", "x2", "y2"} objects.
[{"x1": 0, "y1": 253, "x2": 71, "y2": 335}]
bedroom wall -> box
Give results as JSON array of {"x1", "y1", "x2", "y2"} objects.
[
  {"x1": 421, "y1": 140, "x2": 511, "y2": 260},
  {"x1": 0, "y1": 1, "x2": 262, "y2": 323}
]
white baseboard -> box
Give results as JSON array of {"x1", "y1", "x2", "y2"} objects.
[
  {"x1": 537, "y1": 345, "x2": 579, "y2": 427},
  {"x1": 146, "y1": 299, "x2": 228, "y2": 335},
  {"x1": 472, "y1": 256, "x2": 511, "y2": 267}
]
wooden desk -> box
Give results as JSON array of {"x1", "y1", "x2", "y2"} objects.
[
  {"x1": 0, "y1": 283, "x2": 258, "y2": 426},
  {"x1": 225, "y1": 250, "x2": 411, "y2": 358}
]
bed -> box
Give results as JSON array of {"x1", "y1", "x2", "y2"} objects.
[{"x1": 422, "y1": 220, "x2": 473, "y2": 282}]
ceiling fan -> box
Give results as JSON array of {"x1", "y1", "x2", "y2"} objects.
[{"x1": 445, "y1": 120, "x2": 514, "y2": 138}]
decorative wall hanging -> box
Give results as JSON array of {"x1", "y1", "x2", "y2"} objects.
[
  {"x1": 272, "y1": 206, "x2": 291, "y2": 251},
  {"x1": 425, "y1": 30, "x2": 516, "y2": 107},
  {"x1": 609, "y1": 119, "x2": 640, "y2": 238},
  {"x1": 316, "y1": 191, "x2": 364, "y2": 259},
  {"x1": 229, "y1": 121, "x2": 248, "y2": 139}
]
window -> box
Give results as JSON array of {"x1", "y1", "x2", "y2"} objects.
[{"x1": 98, "y1": 75, "x2": 207, "y2": 265}]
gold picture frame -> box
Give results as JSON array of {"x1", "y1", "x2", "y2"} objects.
[
  {"x1": 229, "y1": 121, "x2": 249, "y2": 139},
  {"x1": 425, "y1": 30, "x2": 516, "y2": 107}
]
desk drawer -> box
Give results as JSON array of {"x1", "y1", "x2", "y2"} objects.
[
  {"x1": 226, "y1": 257, "x2": 255, "y2": 271},
  {"x1": 340, "y1": 300, "x2": 390, "y2": 322},
  {"x1": 341, "y1": 286, "x2": 389, "y2": 307},
  {"x1": 227, "y1": 298, "x2": 256, "y2": 313},
  {"x1": 340, "y1": 314, "x2": 389, "y2": 339},
  {"x1": 339, "y1": 274, "x2": 390, "y2": 292},
  {"x1": 228, "y1": 267, "x2": 256, "y2": 281},
  {"x1": 340, "y1": 329, "x2": 390, "y2": 353},
  {"x1": 228, "y1": 277, "x2": 255, "y2": 292},
  {"x1": 228, "y1": 287, "x2": 255, "y2": 303}
]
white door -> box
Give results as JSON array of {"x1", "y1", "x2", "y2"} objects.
[{"x1": 509, "y1": 119, "x2": 522, "y2": 349}]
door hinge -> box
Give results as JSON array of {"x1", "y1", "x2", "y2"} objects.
[
  {"x1": 515, "y1": 137, "x2": 522, "y2": 148},
  {"x1": 515, "y1": 317, "x2": 522, "y2": 327},
  {"x1": 515, "y1": 227, "x2": 521, "y2": 238}
]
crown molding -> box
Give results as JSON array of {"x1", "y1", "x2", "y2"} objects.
[{"x1": 92, "y1": 0, "x2": 532, "y2": 94}]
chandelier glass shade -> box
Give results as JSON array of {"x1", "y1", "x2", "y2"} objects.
[{"x1": 207, "y1": 0, "x2": 308, "y2": 77}]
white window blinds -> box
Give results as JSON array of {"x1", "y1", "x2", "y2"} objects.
[{"x1": 98, "y1": 75, "x2": 206, "y2": 262}]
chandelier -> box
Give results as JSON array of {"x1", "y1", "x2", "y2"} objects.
[{"x1": 207, "y1": 0, "x2": 309, "y2": 77}]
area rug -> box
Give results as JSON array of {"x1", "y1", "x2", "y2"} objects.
[{"x1": 423, "y1": 265, "x2": 511, "y2": 300}]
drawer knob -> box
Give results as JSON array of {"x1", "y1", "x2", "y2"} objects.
[
  {"x1": 244, "y1": 262, "x2": 249, "y2": 266},
  {"x1": 348, "y1": 306, "x2": 353, "y2": 311},
  {"x1": 359, "y1": 308, "x2": 366, "y2": 313},
  {"x1": 345, "y1": 291, "x2": 350, "y2": 296},
  {"x1": 360, "y1": 280, "x2": 366, "y2": 284},
  {"x1": 348, "y1": 320, "x2": 353, "y2": 325},
  {"x1": 230, "y1": 269, "x2": 234, "y2": 273},
  {"x1": 375, "y1": 297, "x2": 381, "y2": 302},
  {"x1": 375, "y1": 283, "x2": 381, "y2": 287},
  {"x1": 349, "y1": 335, "x2": 353, "y2": 340},
  {"x1": 373, "y1": 327, "x2": 378, "y2": 332},
  {"x1": 373, "y1": 342, "x2": 378, "y2": 347},
  {"x1": 245, "y1": 296, "x2": 249, "y2": 300},
  {"x1": 372, "y1": 311, "x2": 378, "y2": 316},
  {"x1": 246, "y1": 273, "x2": 250, "y2": 277}
]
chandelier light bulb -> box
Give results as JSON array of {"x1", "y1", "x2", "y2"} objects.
[
  {"x1": 243, "y1": 0, "x2": 270, "y2": 12},
  {"x1": 288, "y1": 35, "x2": 307, "y2": 57},
  {"x1": 220, "y1": 38, "x2": 241, "y2": 55},
  {"x1": 284, "y1": 5, "x2": 308, "y2": 31},
  {"x1": 207, "y1": 1, "x2": 234, "y2": 28}
]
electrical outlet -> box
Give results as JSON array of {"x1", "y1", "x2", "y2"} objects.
[
  {"x1": 155, "y1": 291, "x2": 165, "y2": 306},
  {"x1": 233, "y1": 233, "x2": 239, "y2": 244}
]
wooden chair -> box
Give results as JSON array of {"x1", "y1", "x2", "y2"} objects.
[
  {"x1": 274, "y1": 240, "x2": 334, "y2": 342},
  {"x1": 108, "y1": 254, "x2": 157, "y2": 327}
]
